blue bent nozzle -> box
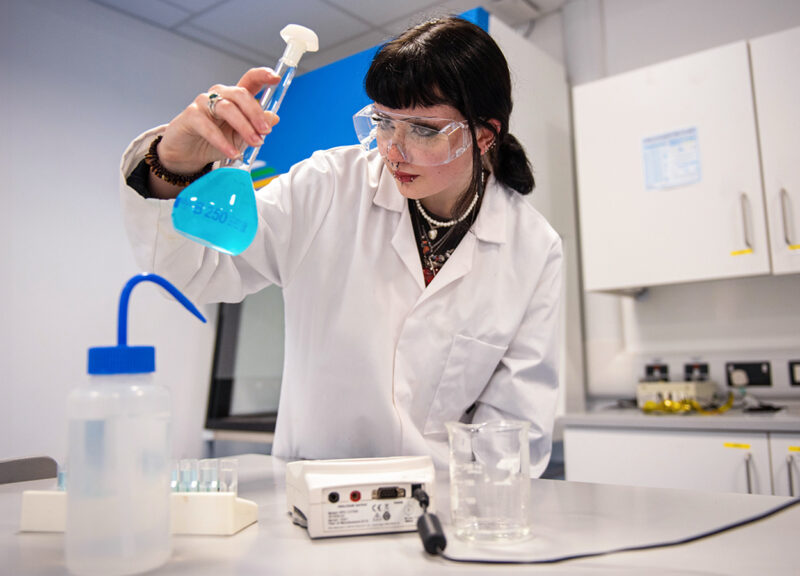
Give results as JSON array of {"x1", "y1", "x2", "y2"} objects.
[
  {"x1": 88, "y1": 273, "x2": 206, "y2": 375},
  {"x1": 117, "y1": 274, "x2": 206, "y2": 346}
]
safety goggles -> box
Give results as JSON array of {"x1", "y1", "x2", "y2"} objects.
[{"x1": 352, "y1": 104, "x2": 471, "y2": 166}]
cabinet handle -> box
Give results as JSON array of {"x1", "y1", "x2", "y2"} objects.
[
  {"x1": 740, "y1": 193, "x2": 753, "y2": 251},
  {"x1": 789, "y1": 455, "x2": 796, "y2": 498},
  {"x1": 744, "y1": 452, "x2": 753, "y2": 494},
  {"x1": 780, "y1": 188, "x2": 795, "y2": 248}
]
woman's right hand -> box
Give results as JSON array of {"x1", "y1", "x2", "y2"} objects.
[{"x1": 150, "y1": 67, "x2": 281, "y2": 194}]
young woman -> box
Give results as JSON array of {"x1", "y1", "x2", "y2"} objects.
[{"x1": 121, "y1": 16, "x2": 562, "y2": 475}]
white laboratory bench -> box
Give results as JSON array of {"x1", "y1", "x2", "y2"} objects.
[
  {"x1": 559, "y1": 406, "x2": 800, "y2": 495},
  {"x1": 2, "y1": 454, "x2": 798, "y2": 575}
]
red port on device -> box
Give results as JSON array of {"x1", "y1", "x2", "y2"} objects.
[{"x1": 350, "y1": 490, "x2": 361, "y2": 502}]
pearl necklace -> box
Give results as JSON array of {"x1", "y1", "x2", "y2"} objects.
[{"x1": 415, "y1": 191, "x2": 479, "y2": 240}]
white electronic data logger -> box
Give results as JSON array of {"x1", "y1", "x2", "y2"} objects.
[{"x1": 286, "y1": 456, "x2": 436, "y2": 538}]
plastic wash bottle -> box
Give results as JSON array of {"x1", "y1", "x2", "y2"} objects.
[{"x1": 65, "y1": 274, "x2": 206, "y2": 576}]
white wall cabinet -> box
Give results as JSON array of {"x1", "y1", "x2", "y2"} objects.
[
  {"x1": 564, "y1": 427, "x2": 773, "y2": 494},
  {"x1": 573, "y1": 27, "x2": 800, "y2": 292},
  {"x1": 750, "y1": 26, "x2": 800, "y2": 275},
  {"x1": 770, "y1": 433, "x2": 800, "y2": 497}
]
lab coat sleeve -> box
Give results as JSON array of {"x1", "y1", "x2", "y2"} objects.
[
  {"x1": 471, "y1": 234, "x2": 563, "y2": 478},
  {"x1": 119, "y1": 127, "x2": 335, "y2": 303}
]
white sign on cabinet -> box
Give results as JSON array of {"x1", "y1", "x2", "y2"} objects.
[{"x1": 642, "y1": 127, "x2": 702, "y2": 191}]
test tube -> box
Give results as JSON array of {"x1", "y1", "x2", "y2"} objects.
[
  {"x1": 178, "y1": 459, "x2": 199, "y2": 492},
  {"x1": 219, "y1": 459, "x2": 238, "y2": 495},
  {"x1": 188, "y1": 459, "x2": 199, "y2": 492},
  {"x1": 170, "y1": 461, "x2": 179, "y2": 492},
  {"x1": 57, "y1": 464, "x2": 68, "y2": 491},
  {"x1": 198, "y1": 459, "x2": 220, "y2": 492}
]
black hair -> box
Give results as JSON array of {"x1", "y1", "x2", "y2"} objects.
[{"x1": 365, "y1": 16, "x2": 535, "y2": 219}]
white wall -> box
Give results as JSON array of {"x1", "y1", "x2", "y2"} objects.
[
  {"x1": 603, "y1": 0, "x2": 800, "y2": 79},
  {"x1": 557, "y1": 0, "x2": 800, "y2": 399},
  {"x1": 0, "y1": 0, "x2": 252, "y2": 464},
  {"x1": 558, "y1": 0, "x2": 800, "y2": 84},
  {"x1": 489, "y1": 16, "x2": 585, "y2": 417}
]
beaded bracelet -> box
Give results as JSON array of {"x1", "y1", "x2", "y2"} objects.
[{"x1": 145, "y1": 135, "x2": 213, "y2": 187}]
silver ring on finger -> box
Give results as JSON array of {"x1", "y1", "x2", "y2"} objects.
[{"x1": 207, "y1": 92, "x2": 222, "y2": 118}]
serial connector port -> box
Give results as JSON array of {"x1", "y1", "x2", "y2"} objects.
[{"x1": 372, "y1": 486, "x2": 406, "y2": 499}]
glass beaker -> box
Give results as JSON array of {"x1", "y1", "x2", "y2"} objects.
[{"x1": 446, "y1": 420, "x2": 531, "y2": 541}]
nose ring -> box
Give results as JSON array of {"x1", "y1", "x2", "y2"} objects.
[{"x1": 385, "y1": 140, "x2": 407, "y2": 163}]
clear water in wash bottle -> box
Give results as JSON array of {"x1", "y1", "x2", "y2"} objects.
[
  {"x1": 65, "y1": 274, "x2": 206, "y2": 576},
  {"x1": 171, "y1": 24, "x2": 319, "y2": 255}
]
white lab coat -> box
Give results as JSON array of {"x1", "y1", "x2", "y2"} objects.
[{"x1": 120, "y1": 127, "x2": 563, "y2": 475}]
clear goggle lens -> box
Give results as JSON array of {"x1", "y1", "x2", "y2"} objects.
[{"x1": 352, "y1": 104, "x2": 471, "y2": 166}]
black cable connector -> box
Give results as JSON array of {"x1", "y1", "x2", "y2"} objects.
[
  {"x1": 411, "y1": 487, "x2": 429, "y2": 509},
  {"x1": 417, "y1": 512, "x2": 447, "y2": 554},
  {"x1": 412, "y1": 488, "x2": 447, "y2": 555}
]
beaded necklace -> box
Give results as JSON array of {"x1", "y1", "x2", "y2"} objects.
[
  {"x1": 414, "y1": 191, "x2": 479, "y2": 240},
  {"x1": 409, "y1": 172, "x2": 486, "y2": 285}
]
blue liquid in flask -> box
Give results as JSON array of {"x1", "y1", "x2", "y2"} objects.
[
  {"x1": 171, "y1": 24, "x2": 317, "y2": 256},
  {"x1": 171, "y1": 168, "x2": 257, "y2": 255}
]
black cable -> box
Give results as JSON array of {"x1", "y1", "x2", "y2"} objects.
[{"x1": 412, "y1": 489, "x2": 800, "y2": 565}]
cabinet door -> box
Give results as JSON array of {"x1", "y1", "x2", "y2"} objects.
[
  {"x1": 770, "y1": 433, "x2": 800, "y2": 497},
  {"x1": 564, "y1": 427, "x2": 772, "y2": 494},
  {"x1": 750, "y1": 26, "x2": 800, "y2": 275},
  {"x1": 573, "y1": 42, "x2": 770, "y2": 292}
]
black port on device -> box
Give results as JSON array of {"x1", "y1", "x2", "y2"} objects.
[
  {"x1": 328, "y1": 491, "x2": 339, "y2": 503},
  {"x1": 373, "y1": 486, "x2": 406, "y2": 499}
]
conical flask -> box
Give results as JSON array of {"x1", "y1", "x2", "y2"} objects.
[{"x1": 171, "y1": 25, "x2": 319, "y2": 255}]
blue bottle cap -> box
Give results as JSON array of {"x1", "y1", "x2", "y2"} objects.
[
  {"x1": 88, "y1": 274, "x2": 206, "y2": 375},
  {"x1": 88, "y1": 346, "x2": 155, "y2": 374}
]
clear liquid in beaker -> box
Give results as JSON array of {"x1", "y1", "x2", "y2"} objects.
[{"x1": 447, "y1": 420, "x2": 531, "y2": 542}]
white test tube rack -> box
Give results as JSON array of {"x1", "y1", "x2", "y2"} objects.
[
  {"x1": 19, "y1": 490, "x2": 257, "y2": 536},
  {"x1": 21, "y1": 458, "x2": 252, "y2": 536}
]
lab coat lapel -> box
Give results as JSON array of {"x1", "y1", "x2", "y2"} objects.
[
  {"x1": 416, "y1": 176, "x2": 506, "y2": 307},
  {"x1": 373, "y1": 169, "x2": 426, "y2": 291},
  {"x1": 416, "y1": 232, "x2": 476, "y2": 307},
  {"x1": 391, "y1": 204, "x2": 426, "y2": 291},
  {"x1": 373, "y1": 170, "x2": 508, "y2": 303}
]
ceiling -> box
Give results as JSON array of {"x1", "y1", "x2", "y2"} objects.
[{"x1": 89, "y1": 0, "x2": 566, "y2": 72}]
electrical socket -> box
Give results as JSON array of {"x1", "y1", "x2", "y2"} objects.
[
  {"x1": 644, "y1": 363, "x2": 669, "y2": 382},
  {"x1": 726, "y1": 362, "x2": 772, "y2": 387},
  {"x1": 790, "y1": 361, "x2": 800, "y2": 386},
  {"x1": 684, "y1": 362, "x2": 709, "y2": 381}
]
